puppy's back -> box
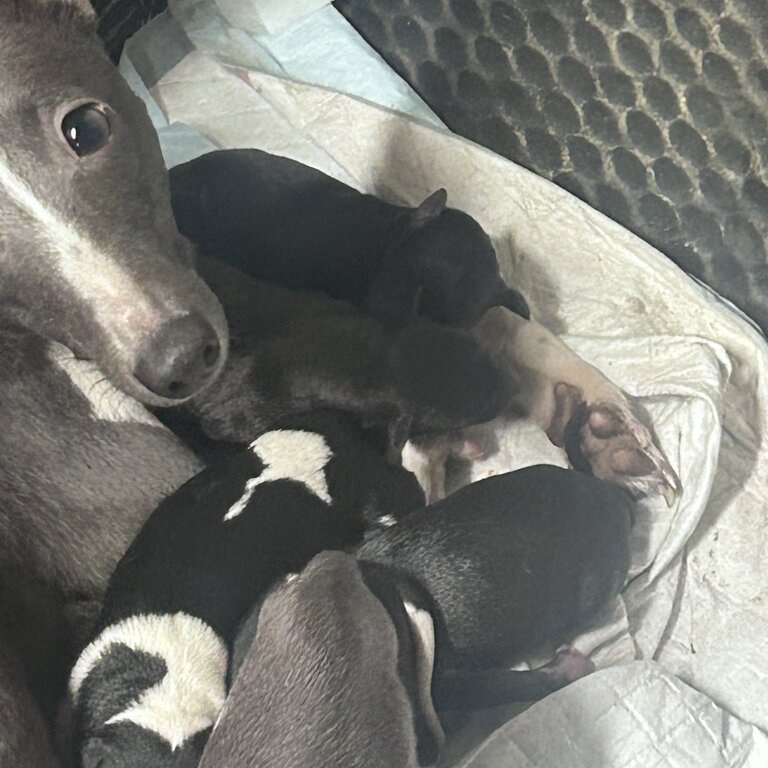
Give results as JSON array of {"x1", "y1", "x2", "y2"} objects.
[{"x1": 359, "y1": 465, "x2": 633, "y2": 666}]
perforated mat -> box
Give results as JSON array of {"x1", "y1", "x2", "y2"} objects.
[{"x1": 334, "y1": 0, "x2": 768, "y2": 332}]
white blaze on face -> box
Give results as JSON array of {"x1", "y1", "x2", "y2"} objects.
[
  {"x1": 48, "y1": 341, "x2": 161, "y2": 426},
  {"x1": 0, "y1": 152, "x2": 159, "y2": 349},
  {"x1": 223, "y1": 430, "x2": 334, "y2": 522},
  {"x1": 69, "y1": 613, "x2": 228, "y2": 751}
]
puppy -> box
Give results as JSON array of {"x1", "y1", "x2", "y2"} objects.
[
  {"x1": 184, "y1": 258, "x2": 510, "y2": 445},
  {"x1": 199, "y1": 551, "x2": 443, "y2": 768},
  {"x1": 357, "y1": 464, "x2": 633, "y2": 710},
  {"x1": 68, "y1": 410, "x2": 424, "y2": 768},
  {"x1": 169, "y1": 148, "x2": 529, "y2": 329}
]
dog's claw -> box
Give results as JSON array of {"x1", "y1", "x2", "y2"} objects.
[{"x1": 563, "y1": 397, "x2": 681, "y2": 506}]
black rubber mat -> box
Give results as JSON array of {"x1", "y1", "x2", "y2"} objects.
[
  {"x1": 93, "y1": 0, "x2": 768, "y2": 333},
  {"x1": 335, "y1": 0, "x2": 768, "y2": 333}
]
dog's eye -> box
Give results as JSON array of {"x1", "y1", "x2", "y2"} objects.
[{"x1": 61, "y1": 104, "x2": 111, "y2": 157}]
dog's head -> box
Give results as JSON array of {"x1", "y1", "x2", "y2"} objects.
[{"x1": 0, "y1": 0, "x2": 228, "y2": 405}]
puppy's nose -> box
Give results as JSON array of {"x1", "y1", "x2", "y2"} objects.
[{"x1": 134, "y1": 314, "x2": 221, "y2": 400}]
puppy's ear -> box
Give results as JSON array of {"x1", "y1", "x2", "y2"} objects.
[
  {"x1": 409, "y1": 189, "x2": 448, "y2": 230},
  {"x1": 81, "y1": 737, "x2": 119, "y2": 768}
]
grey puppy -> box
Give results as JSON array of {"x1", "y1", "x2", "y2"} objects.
[{"x1": 200, "y1": 551, "x2": 443, "y2": 768}]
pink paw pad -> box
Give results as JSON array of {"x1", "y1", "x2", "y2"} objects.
[{"x1": 543, "y1": 646, "x2": 595, "y2": 683}]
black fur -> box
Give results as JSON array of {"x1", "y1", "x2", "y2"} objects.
[
  {"x1": 169, "y1": 148, "x2": 529, "y2": 329},
  {"x1": 184, "y1": 258, "x2": 510, "y2": 445},
  {"x1": 357, "y1": 464, "x2": 633, "y2": 709},
  {"x1": 72, "y1": 410, "x2": 425, "y2": 766},
  {"x1": 95, "y1": 409, "x2": 423, "y2": 640},
  {"x1": 194, "y1": 467, "x2": 633, "y2": 766}
]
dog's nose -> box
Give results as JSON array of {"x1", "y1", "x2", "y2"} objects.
[{"x1": 134, "y1": 314, "x2": 221, "y2": 400}]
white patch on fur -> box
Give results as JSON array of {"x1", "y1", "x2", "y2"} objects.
[
  {"x1": 403, "y1": 601, "x2": 444, "y2": 751},
  {"x1": 48, "y1": 342, "x2": 160, "y2": 426},
  {"x1": 401, "y1": 440, "x2": 442, "y2": 502},
  {"x1": 69, "y1": 613, "x2": 227, "y2": 750},
  {"x1": 403, "y1": 602, "x2": 435, "y2": 673},
  {"x1": 377, "y1": 514, "x2": 398, "y2": 527},
  {"x1": 509, "y1": 660, "x2": 531, "y2": 672},
  {"x1": 0, "y1": 155, "x2": 159, "y2": 349},
  {"x1": 223, "y1": 430, "x2": 333, "y2": 521}
]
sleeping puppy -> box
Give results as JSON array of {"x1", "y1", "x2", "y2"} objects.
[
  {"x1": 169, "y1": 148, "x2": 529, "y2": 329},
  {"x1": 357, "y1": 464, "x2": 633, "y2": 711},
  {"x1": 200, "y1": 465, "x2": 631, "y2": 768},
  {"x1": 183, "y1": 258, "x2": 509, "y2": 445},
  {"x1": 199, "y1": 551, "x2": 443, "y2": 768},
  {"x1": 68, "y1": 410, "x2": 424, "y2": 768}
]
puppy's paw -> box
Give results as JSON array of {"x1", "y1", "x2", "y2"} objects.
[
  {"x1": 554, "y1": 383, "x2": 681, "y2": 506},
  {"x1": 540, "y1": 646, "x2": 595, "y2": 684}
]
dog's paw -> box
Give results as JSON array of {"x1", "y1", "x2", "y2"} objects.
[
  {"x1": 555, "y1": 384, "x2": 680, "y2": 506},
  {"x1": 539, "y1": 646, "x2": 595, "y2": 684}
]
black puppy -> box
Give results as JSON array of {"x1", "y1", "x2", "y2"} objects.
[
  {"x1": 357, "y1": 463, "x2": 633, "y2": 710},
  {"x1": 169, "y1": 148, "x2": 529, "y2": 329},
  {"x1": 68, "y1": 410, "x2": 424, "y2": 768},
  {"x1": 184, "y1": 258, "x2": 509, "y2": 447}
]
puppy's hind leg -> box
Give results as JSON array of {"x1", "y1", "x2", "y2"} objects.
[{"x1": 473, "y1": 309, "x2": 681, "y2": 505}]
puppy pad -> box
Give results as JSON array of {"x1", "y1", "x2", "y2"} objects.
[{"x1": 123, "y1": 13, "x2": 768, "y2": 766}]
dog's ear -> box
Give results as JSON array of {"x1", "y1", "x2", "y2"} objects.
[{"x1": 409, "y1": 189, "x2": 448, "y2": 230}]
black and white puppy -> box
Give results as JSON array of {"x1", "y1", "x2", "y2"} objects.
[
  {"x1": 68, "y1": 410, "x2": 424, "y2": 768},
  {"x1": 169, "y1": 148, "x2": 529, "y2": 329}
]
